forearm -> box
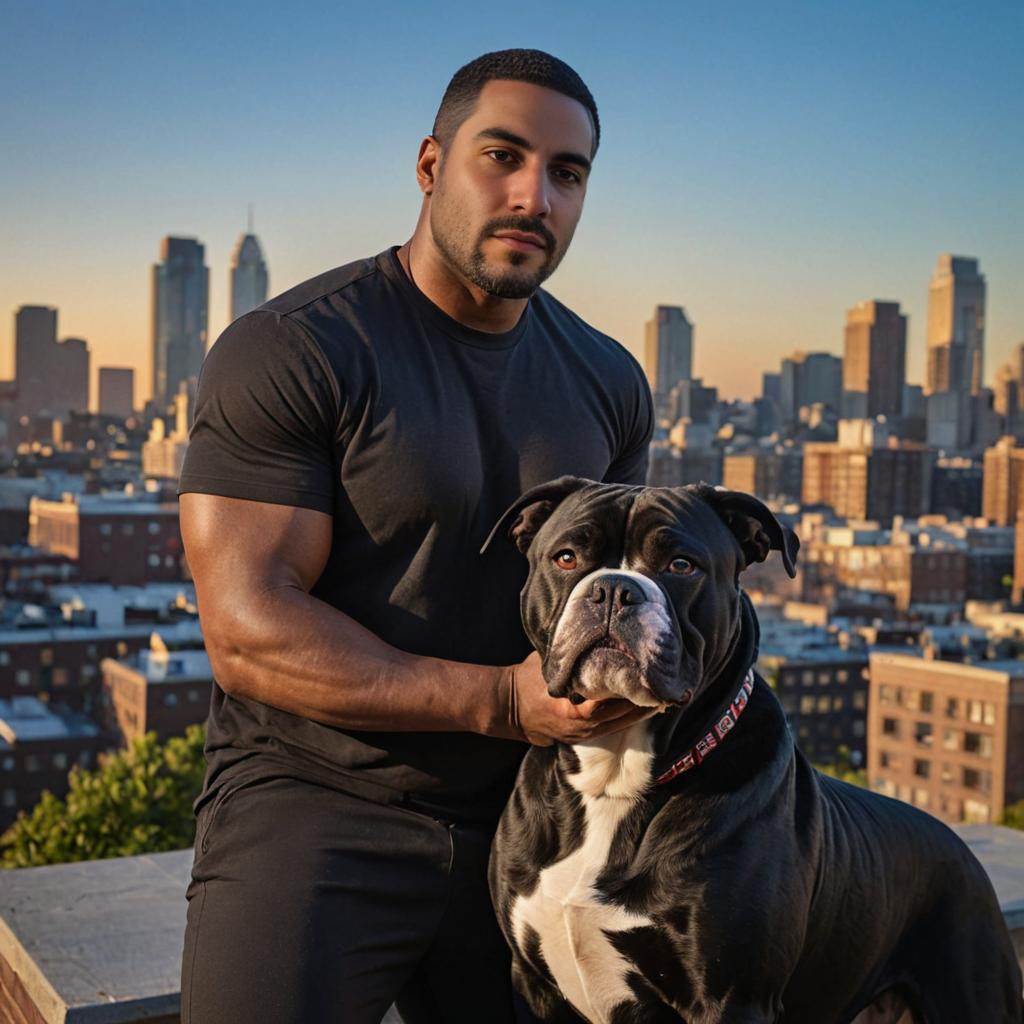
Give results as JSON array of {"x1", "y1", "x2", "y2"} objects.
[{"x1": 202, "y1": 582, "x2": 519, "y2": 739}]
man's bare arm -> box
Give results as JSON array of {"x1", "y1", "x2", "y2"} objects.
[{"x1": 180, "y1": 492, "x2": 653, "y2": 745}]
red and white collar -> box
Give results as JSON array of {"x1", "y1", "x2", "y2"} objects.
[{"x1": 653, "y1": 669, "x2": 756, "y2": 786}]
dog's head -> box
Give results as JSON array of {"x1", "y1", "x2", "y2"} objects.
[{"x1": 483, "y1": 477, "x2": 798, "y2": 708}]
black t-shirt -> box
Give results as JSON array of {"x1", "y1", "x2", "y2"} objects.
[{"x1": 179, "y1": 246, "x2": 653, "y2": 822}]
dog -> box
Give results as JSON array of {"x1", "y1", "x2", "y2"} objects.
[{"x1": 484, "y1": 477, "x2": 1023, "y2": 1024}]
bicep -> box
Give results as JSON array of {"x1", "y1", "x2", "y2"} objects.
[{"x1": 181, "y1": 493, "x2": 332, "y2": 619}]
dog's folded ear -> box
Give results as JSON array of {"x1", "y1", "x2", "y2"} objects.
[
  {"x1": 696, "y1": 484, "x2": 800, "y2": 578},
  {"x1": 481, "y1": 476, "x2": 594, "y2": 556}
]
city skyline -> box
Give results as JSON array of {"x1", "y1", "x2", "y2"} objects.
[{"x1": 2, "y1": 1, "x2": 1021, "y2": 404}]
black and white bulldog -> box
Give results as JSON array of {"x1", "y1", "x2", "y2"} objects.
[{"x1": 485, "y1": 477, "x2": 1023, "y2": 1024}]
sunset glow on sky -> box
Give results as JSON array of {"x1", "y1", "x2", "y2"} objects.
[{"x1": 2, "y1": 1, "x2": 1021, "y2": 407}]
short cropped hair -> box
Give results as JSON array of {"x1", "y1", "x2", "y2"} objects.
[{"x1": 432, "y1": 49, "x2": 600, "y2": 157}]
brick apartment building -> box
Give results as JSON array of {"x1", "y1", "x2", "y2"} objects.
[
  {"x1": 0, "y1": 697, "x2": 103, "y2": 829},
  {"x1": 867, "y1": 652, "x2": 1024, "y2": 825},
  {"x1": 722, "y1": 446, "x2": 803, "y2": 503},
  {"x1": 101, "y1": 644, "x2": 211, "y2": 748},
  {"x1": 758, "y1": 638, "x2": 869, "y2": 766},
  {"x1": 28, "y1": 491, "x2": 184, "y2": 585}
]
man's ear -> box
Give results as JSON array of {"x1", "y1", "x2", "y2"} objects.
[
  {"x1": 695, "y1": 484, "x2": 800, "y2": 578},
  {"x1": 481, "y1": 476, "x2": 594, "y2": 556},
  {"x1": 416, "y1": 136, "x2": 439, "y2": 195}
]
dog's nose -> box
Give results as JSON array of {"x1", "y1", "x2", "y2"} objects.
[{"x1": 588, "y1": 574, "x2": 647, "y2": 614}]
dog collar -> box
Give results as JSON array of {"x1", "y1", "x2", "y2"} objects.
[{"x1": 653, "y1": 670, "x2": 756, "y2": 786}]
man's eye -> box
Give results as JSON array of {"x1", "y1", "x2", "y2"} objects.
[
  {"x1": 488, "y1": 150, "x2": 515, "y2": 163},
  {"x1": 554, "y1": 550, "x2": 578, "y2": 570},
  {"x1": 553, "y1": 168, "x2": 581, "y2": 184},
  {"x1": 667, "y1": 557, "x2": 696, "y2": 575}
]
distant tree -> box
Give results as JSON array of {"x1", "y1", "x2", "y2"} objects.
[
  {"x1": 815, "y1": 744, "x2": 868, "y2": 789},
  {"x1": 0, "y1": 725, "x2": 206, "y2": 869},
  {"x1": 1001, "y1": 800, "x2": 1024, "y2": 831}
]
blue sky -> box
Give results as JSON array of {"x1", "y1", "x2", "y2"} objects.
[{"x1": 1, "y1": 0, "x2": 1021, "y2": 402}]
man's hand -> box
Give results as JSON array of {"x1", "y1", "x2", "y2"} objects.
[{"x1": 505, "y1": 651, "x2": 657, "y2": 746}]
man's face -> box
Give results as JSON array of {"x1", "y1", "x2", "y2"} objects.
[{"x1": 429, "y1": 79, "x2": 594, "y2": 300}]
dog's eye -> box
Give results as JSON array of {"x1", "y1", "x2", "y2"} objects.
[
  {"x1": 667, "y1": 557, "x2": 696, "y2": 575},
  {"x1": 554, "y1": 550, "x2": 578, "y2": 570}
]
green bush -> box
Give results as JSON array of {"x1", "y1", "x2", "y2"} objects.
[{"x1": 0, "y1": 725, "x2": 206, "y2": 869}]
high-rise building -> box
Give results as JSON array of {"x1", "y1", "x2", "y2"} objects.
[
  {"x1": 14, "y1": 305, "x2": 57, "y2": 418},
  {"x1": 982, "y1": 437, "x2": 1024, "y2": 526},
  {"x1": 151, "y1": 237, "x2": 208, "y2": 411},
  {"x1": 53, "y1": 337, "x2": 89, "y2": 418},
  {"x1": 842, "y1": 301, "x2": 906, "y2": 420},
  {"x1": 643, "y1": 305, "x2": 692, "y2": 398},
  {"x1": 802, "y1": 421, "x2": 933, "y2": 524},
  {"x1": 925, "y1": 255, "x2": 986, "y2": 397},
  {"x1": 779, "y1": 352, "x2": 842, "y2": 425},
  {"x1": 229, "y1": 230, "x2": 269, "y2": 322},
  {"x1": 98, "y1": 367, "x2": 135, "y2": 418}
]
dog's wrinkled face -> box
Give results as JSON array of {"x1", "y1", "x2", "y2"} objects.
[{"x1": 484, "y1": 478, "x2": 798, "y2": 708}]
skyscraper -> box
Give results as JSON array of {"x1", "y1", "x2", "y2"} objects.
[
  {"x1": 151, "y1": 237, "x2": 208, "y2": 411},
  {"x1": 229, "y1": 227, "x2": 269, "y2": 322},
  {"x1": 53, "y1": 337, "x2": 89, "y2": 417},
  {"x1": 99, "y1": 367, "x2": 135, "y2": 418},
  {"x1": 842, "y1": 300, "x2": 907, "y2": 420},
  {"x1": 925, "y1": 255, "x2": 986, "y2": 396},
  {"x1": 643, "y1": 305, "x2": 693, "y2": 397},
  {"x1": 14, "y1": 305, "x2": 57, "y2": 418},
  {"x1": 779, "y1": 352, "x2": 842, "y2": 425}
]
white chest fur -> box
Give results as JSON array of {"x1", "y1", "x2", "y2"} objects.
[{"x1": 510, "y1": 723, "x2": 655, "y2": 1023}]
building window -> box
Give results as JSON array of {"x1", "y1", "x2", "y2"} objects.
[
  {"x1": 905, "y1": 690, "x2": 920, "y2": 711},
  {"x1": 781, "y1": 672, "x2": 796, "y2": 689},
  {"x1": 52, "y1": 753, "x2": 67, "y2": 770},
  {"x1": 920, "y1": 691, "x2": 933, "y2": 713},
  {"x1": 880, "y1": 750, "x2": 890, "y2": 768},
  {"x1": 968, "y1": 701, "x2": 984, "y2": 724},
  {"x1": 943, "y1": 729, "x2": 958, "y2": 751},
  {"x1": 941, "y1": 763, "x2": 954, "y2": 784},
  {"x1": 800, "y1": 696, "x2": 815, "y2": 714},
  {"x1": 946, "y1": 698, "x2": 959, "y2": 719},
  {"x1": 882, "y1": 718, "x2": 900, "y2": 737},
  {"x1": 187, "y1": 689, "x2": 201, "y2": 703},
  {"x1": 116, "y1": 642, "x2": 128, "y2": 656},
  {"x1": 833, "y1": 696, "x2": 845, "y2": 712},
  {"x1": 148, "y1": 554, "x2": 161, "y2": 568},
  {"x1": 963, "y1": 732, "x2": 993, "y2": 758},
  {"x1": 984, "y1": 703, "x2": 996, "y2": 726},
  {"x1": 53, "y1": 668, "x2": 68, "y2": 686},
  {"x1": 852, "y1": 691, "x2": 866, "y2": 711},
  {"x1": 121, "y1": 523, "x2": 134, "y2": 536},
  {"x1": 801, "y1": 670, "x2": 814, "y2": 687},
  {"x1": 163, "y1": 693, "x2": 179, "y2": 707},
  {"x1": 914, "y1": 722, "x2": 933, "y2": 747},
  {"x1": 100, "y1": 523, "x2": 112, "y2": 536},
  {"x1": 913, "y1": 759, "x2": 930, "y2": 779},
  {"x1": 853, "y1": 720, "x2": 865, "y2": 737},
  {"x1": 40, "y1": 648, "x2": 53, "y2": 667},
  {"x1": 817, "y1": 696, "x2": 830, "y2": 713},
  {"x1": 818, "y1": 672, "x2": 830, "y2": 686},
  {"x1": 837, "y1": 669, "x2": 848, "y2": 684},
  {"x1": 913, "y1": 789, "x2": 930, "y2": 809},
  {"x1": 964, "y1": 799, "x2": 990, "y2": 824},
  {"x1": 0, "y1": 651, "x2": 8, "y2": 666},
  {"x1": 2, "y1": 790, "x2": 15, "y2": 808},
  {"x1": 148, "y1": 522, "x2": 161, "y2": 535},
  {"x1": 16, "y1": 670, "x2": 31, "y2": 687},
  {"x1": 78, "y1": 751, "x2": 91, "y2": 768},
  {"x1": 87, "y1": 644, "x2": 98, "y2": 658},
  {"x1": 25, "y1": 756, "x2": 40, "y2": 772},
  {"x1": 963, "y1": 767, "x2": 980, "y2": 790},
  {"x1": 1, "y1": 757, "x2": 14, "y2": 771}
]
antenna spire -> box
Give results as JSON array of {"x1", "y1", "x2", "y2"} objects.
[{"x1": 247, "y1": 203, "x2": 254, "y2": 233}]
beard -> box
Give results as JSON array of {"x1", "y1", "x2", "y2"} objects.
[{"x1": 429, "y1": 176, "x2": 571, "y2": 299}]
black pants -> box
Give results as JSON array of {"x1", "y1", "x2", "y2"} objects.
[{"x1": 181, "y1": 775, "x2": 538, "y2": 1024}]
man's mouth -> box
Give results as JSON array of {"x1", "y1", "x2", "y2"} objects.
[{"x1": 492, "y1": 231, "x2": 546, "y2": 252}]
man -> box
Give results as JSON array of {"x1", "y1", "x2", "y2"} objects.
[{"x1": 179, "y1": 49, "x2": 654, "y2": 1024}]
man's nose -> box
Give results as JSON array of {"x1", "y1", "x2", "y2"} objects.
[{"x1": 508, "y1": 164, "x2": 551, "y2": 218}]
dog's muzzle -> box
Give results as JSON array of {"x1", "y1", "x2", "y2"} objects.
[{"x1": 543, "y1": 569, "x2": 683, "y2": 707}]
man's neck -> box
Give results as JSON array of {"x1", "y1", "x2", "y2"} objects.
[{"x1": 397, "y1": 239, "x2": 529, "y2": 334}]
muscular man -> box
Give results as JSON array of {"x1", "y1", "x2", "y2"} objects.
[{"x1": 179, "y1": 49, "x2": 654, "y2": 1024}]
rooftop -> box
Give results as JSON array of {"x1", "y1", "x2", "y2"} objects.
[{"x1": 0, "y1": 697, "x2": 100, "y2": 745}]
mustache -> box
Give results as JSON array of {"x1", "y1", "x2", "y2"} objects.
[{"x1": 481, "y1": 216, "x2": 556, "y2": 252}]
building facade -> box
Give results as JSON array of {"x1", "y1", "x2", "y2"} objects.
[
  {"x1": 229, "y1": 232, "x2": 269, "y2": 321},
  {"x1": 643, "y1": 305, "x2": 693, "y2": 399},
  {"x1": 98, "y1": 367, "x2": 135, "y2": 418},
  {"x1": 842, "y1": 300, "x2": 906, "y2": 420},
  {"x1": 151, "y1": 237, "x2": 208, "y2": 411},
  {"x1": 868, "y1": 653, "x2": 1024, "y2": 825}
]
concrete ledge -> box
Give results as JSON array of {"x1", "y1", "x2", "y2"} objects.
[{"x1": 2, "y1": 826, "x2": 1024, "y2": 1022}]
